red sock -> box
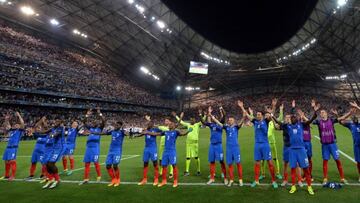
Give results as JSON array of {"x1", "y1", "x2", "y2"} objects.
[
  {"x1": 228, "y1": 164, "x2": 234, "y2": 181},
  {"x1": 48, "y1": 173, "x2": 54, "y2": 181},
  {"x1": 335, "y1": 159, "x2": 345, "y2": 179},
  {"x1": 236, "y1": 163, "x2": 243, "y2": 179},
  {"x1": 154, "y1": 164, "x2": 159, "y2": 180},
  {"x1": 268, "y1": 161, "x2": 276, "y2": 182},
  {"x1": 30, "y1": 163, "x2": 36, "y2": 176},
  {"x1": 162, "y1": 167, "x2": 167, "y2": 182},
  {"x1": 114, "y1": 168, "x2": 120, "y2": 182},
  {"x1": 220, "y1": 162, "x2": 227, "y2": 179},
  {"x1": 173, "y1": 166, "x2": 178, "y2": 182},
  {"x1": 210, "y1": 163, "x2": 215, "y2": 180},
  {"x1": 10, "y1": 160, "x2": 16, "y2": 177},
  {"x1": 291, "y1": 168, "x2": 296, "y2": 185},
  {"x1": 297, "y1": 168, "x2": 302, "y2": 182},
  {"x1": 94, "y1": 163, "x2": 101, "y2": 177},
  {"x1": 62, "y1": 157, "x2": 68, "y2": 171},
  {"x1": 41, "y1": 165, "x2": 47, "y2": 176},
  {"x1": 254, "y1": 162, "x2": 260, "y2": 181},
  {"x1": 53, "y1": 173, "x2": 60, "y2": 181},
  {"x1": 4, "y1": 162, "x2": 10, "y2": 177},
  {"x1": 84, "y1": 163, "x2": 90, "y2": 179},
  {"x1": 304, "y1": 168, "x2": 312, "y2": 186},
  {"x1": 70, "y1": 157, "x2": 75, "y2": 170},
  {"x1": 309, "y1": 159, "x2": 313, "y2": 177},
  {"x1": 323, "y1": 160, "x2": 328, "y2": 179},
  {"x1": 143, "y1": 165, "x2": 148, "y2": 179},
  {"x1": 283, "y1": 162, "x2": 288, "y2": 181},
  {"x1": 107, "y1": 168, "x2": 115, "y2": 180},
  {"x1": 357, "y1": 162, "x2": 360, "y2": 174}
]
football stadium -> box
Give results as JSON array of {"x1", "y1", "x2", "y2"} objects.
[{"x1": 0, "y1": 0, "x2": 360, "y2": 202}]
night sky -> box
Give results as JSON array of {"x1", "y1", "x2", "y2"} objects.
[{"x1": 162, "y1": 0, "x2": 318, "y2": 53}]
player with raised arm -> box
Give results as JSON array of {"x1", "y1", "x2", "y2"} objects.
[
  {"x1": 25, "y1": 116, "x2": 48, "y2": 180},
  {"x1": 173, "y1": 111, "x2": 202, "y2": 176},
  {"x1": 202, "y1": 106, "x2": 228, "y2": 185},
  {"x1": 41, "y1": 118, "x2": 66, "y2": 189},
  {"x1": 145, "y1": 119, "x2": 192, "y2": 188},
  {"x1": 340, "y1": 101, "x2": 360, "y2": 182},
  {"x1": 296, "y1": 104, "x2": 314, "y2": 181},
  {"x1": 312, "y1": 99, "x2": 349, "y2": 185},
  {"x1": 79, "y1": 108, "x2": 106, "y2": 185},
  {"x1": 209, "y1": 103, "x2": 245, "y2": 187},
  {"x1": 238, "y1": 100, "x2": 278, "y2": 188},
  {"x1": 144, "y1": 115, "x2": 172, "y2": 178},
  {"x1": 271, "y1": 102, "x2": 319, "y2": 195},
  {"x1": 260, "y1": 99, "x2": 283, "y2": 180},
  {"x1": 138, "y1": 120, "x2": 162, "y2": 186},
  {"x1": 0, "y1": 111, "x2": 25, "y2": 181},
  {"x1": 61, "y1": 120, "x2": 80, "y2": 176},
  {"x1": 105, "y1": 120, "x2": 134, "y2": 187}
]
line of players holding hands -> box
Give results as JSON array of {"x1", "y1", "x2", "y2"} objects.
[{"x1": 1, "y1": 99, "x2": 360, "y2": 195}]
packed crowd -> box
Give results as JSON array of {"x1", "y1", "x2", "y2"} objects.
[
  {"x1": 0, "y1": 22, "x2": 176, "y2": 108},
  {"x1": 0, "y1": 91, "x2": 172, "y2": 114}
]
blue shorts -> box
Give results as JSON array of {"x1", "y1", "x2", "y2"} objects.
[
  {"x1": 322, "y1": 143, "x2": 339, "y2": 160},
  {"x1": 161, "y1": 150, "x2": 176, "y2": 166},
  {"x1": 304, "y1": 141, "x2": 312, "y2": 158},
  {"x1": 31, "y1": 149, "x2": 44, "y2": 163},
  {"x1": 289, "y1": 148, "x2": 309, "y2": 169},
  {"x1": 354, "y1": 144, "x2": 360, "y2": 163},
  {"x1": 226, "y1": 145, "x2": 241, "y2": 165},
  {"x1": 254, "y1": 143, "x2": 272, "y2": 161},
  {"x1": 83, "y1": 147, "x2": 100, "y2": 163},
  {"x1": 208, "y1": 143, "x2": 224, "y2": 163},
  {"x1": 143, "y1": 147, "x2": 158, "y2": 162},
  {"x1": 47, "y1": 148, "x2": 64, "y2": 163},
  {"x1": 283, "y1": 146, "x2": 290, "y2": 162},
  {"x1": 106, "y1": 150, "x2": 122, "y2": 165},
  {"x1": 63, "y1": 144, "x2": 75, "y2": 156},
  {"x1": 2, "y1": 148, "x2": 17, "y2": 161}
]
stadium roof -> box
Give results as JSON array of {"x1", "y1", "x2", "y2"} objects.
[{"x1": 0, "y1": 0, "x2": 359, "y2": 93}]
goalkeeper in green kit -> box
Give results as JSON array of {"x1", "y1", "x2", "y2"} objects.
[{"x1": 173, "y1": 111, "x2": 203, "y2": 176}]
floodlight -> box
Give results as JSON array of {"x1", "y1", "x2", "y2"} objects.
[
  {"x1": 20, "y1": 6, "x2": 35, "y2": 16},
  {"x1": 50, "y1": 18, "x2": 59, "y2": 26},
  {"x1": 156, "y1": 20, "x2": 165, "y2": 29}
]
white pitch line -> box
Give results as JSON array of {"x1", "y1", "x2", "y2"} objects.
[
  {"x1": 6, "y1": 179, "x2": 360, "y2": 187},
  {"x1": 314, "y1": 136, "x2": 356, "y2": 164}
]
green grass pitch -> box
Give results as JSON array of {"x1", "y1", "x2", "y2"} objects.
[{"x1": 0, "y1": 124, "x2": 360, "y2": 203}]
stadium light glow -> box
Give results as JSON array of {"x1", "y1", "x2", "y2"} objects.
[
  {"x1": 128, "y1": 0, "x2": 134, "y2": 4},
  {"x1": 337, "y1": 0, "x2": 347, "y2": 7},
  {"x1": 156, "y1": 20, "x2": 166, "y2": 29},
  {"x1": 135, "y1": 4, "x2": 145, "y2": 13},
  {"x1": 325, "y1": 74, "x2": 347, "y2": 80},
  {"x1": 200, "y1": 51, "x2": 230, "y2": 65},
  {"x1": 277, "y1": 38, "x2": 317, "y2": 63},
  {"x1": 50, "y1": 18, "x2": 59, "y2": 26},
  {"x1": 0, "y1": 0, "x2": 7, "y2": 4},
  {"x1": 140, "y1": 66, "x2": 149, "y2": 74},
  {"x1": 140, "y1": 66, "x2": 160, "y2": 81},
  {"x1": 20, "y1": 6, "x2": 35, "y2": 16},
  {"x1": 176, "y1": 86, "x2": 181, "y2": 91}
]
